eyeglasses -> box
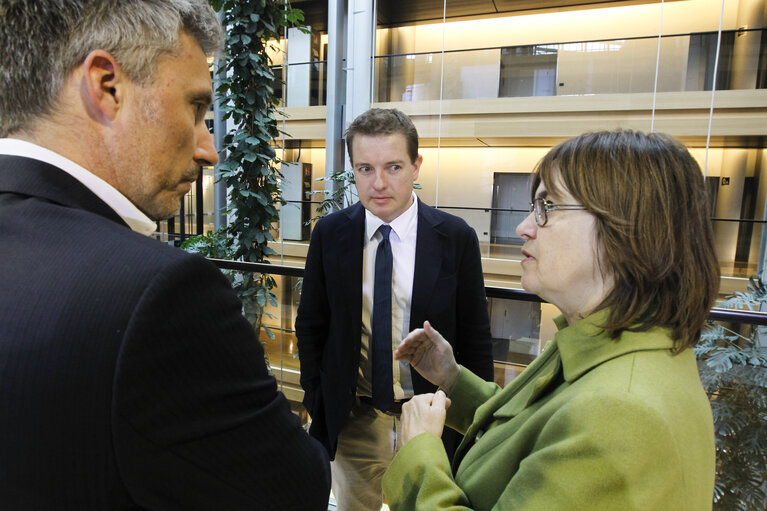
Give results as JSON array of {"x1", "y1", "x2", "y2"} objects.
[{"x1": 529, "y1": 197, "x2": 587, "y2": 227}]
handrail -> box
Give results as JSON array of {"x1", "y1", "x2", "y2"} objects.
[
  {"x1": 210, "y1": 258, "x2": 305, "y2": 277},
  {"x1": 275, "y1": 28, "x2": 764, "y2": 67},
  {"x1": 208, "y1": 259, "x2": 767, "y2": 326},
  {"x1": 279, "y1": 200, "x2": 767, "y2": 224}
]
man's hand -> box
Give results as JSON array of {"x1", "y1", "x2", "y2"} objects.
[
  {"x1": 399, "y1": 391, "x2": 451, "y2": 446},
  {"x1": 395, "y1": 321, "x2": 460, "y2": 392}
]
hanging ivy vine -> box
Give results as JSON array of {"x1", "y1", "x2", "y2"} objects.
[{"x1": 184, "y1": 0, "x2": 307, "y2": 342}]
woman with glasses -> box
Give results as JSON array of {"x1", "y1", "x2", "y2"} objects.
[{"x1": 382, "y1": 130, "x2": 719, "y2": 510}]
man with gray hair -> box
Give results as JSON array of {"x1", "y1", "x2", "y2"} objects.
[{"x1": 0, "y1": 1, "x2": 330, "y2": 508}]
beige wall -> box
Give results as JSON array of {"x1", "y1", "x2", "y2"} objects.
[
  {"x1": 414, "y1": 146, "x2": 548, "y2": 242},
  {"x1": 557, "y1": 36, "x2": 691, "y2": 95},
  {"x1": 409, "y1": 49, "x2": 502, "y2": 101},
  {"x1": 377, "y1": 0, "x2": 741, "y2": 56}
]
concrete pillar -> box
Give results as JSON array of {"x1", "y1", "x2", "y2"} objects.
[
  {"x1": 756, "y1": 150, "x2": 767, "y2": 279},
  {"x1": 213, "y1": 11, "x2": 228, "y2": 230},
  {"x1": 335, "y1": 0, "x2": 375, "y2": 206},
  {"x1": 756, "y1": 149, "x2": 767, "y2": 347},
  {"x1": 344, "y1": 0, "x2": 375, "y2": 125},
  {"x1": 324, "y1": 0, "x2": 347, "y2": 205},
  {"x1": 286, "y1": 27, "x2": 314, "y2": 107}
]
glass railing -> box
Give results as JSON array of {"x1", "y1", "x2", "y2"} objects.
[
  {"x1": 271, "y1": 29, "x2": 765, "y2": 105},
  {"x1": 208, "y1": 258, "x2": 767, "y2": 392},
  {"x1": 711, "y1": 217, "x2": 765, "y2": 278},
  {"x1": 373, "y1": 29, "x2": 766, "y2": 102},
  {"x1": 163, "y1": 199, "x2": 765, "y2": 281},
  {"x1": 272, "y1": 29, "x2": 767, "y2": 107},
  {"x1": 271, "y1": 60, "x2": 329, "y2": 107},
  {"x1": 428, "y1": 205, "x2": 767, "y2": 280}
]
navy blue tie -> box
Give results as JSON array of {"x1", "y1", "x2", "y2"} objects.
[{"x1": 371, "y1": 224, "x2": 394, "y2": 412}]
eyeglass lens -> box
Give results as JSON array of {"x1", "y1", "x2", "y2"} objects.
[{"x1": 534, "y1": 198, "x2": 546, "y2": 226}]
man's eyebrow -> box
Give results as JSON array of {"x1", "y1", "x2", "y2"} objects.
[
  {"x1": 191, "y1": 90, "x2": 213, "y2": 107},
  {"x1": 353, "y1": 159, "x2": 406, "y2": 168},
  {"x1": 534, "y1": 189, "x2": 549, "y2": 200}
]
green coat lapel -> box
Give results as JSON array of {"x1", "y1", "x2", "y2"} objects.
[{"x1": 452, "y1": 342, "x2": 563, "y2": 471}]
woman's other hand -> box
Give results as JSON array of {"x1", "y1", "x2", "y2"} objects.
[
  {"x1": 396, "y1": 321, "x2": 460, "y2": 391},
  {"x1": 400, "y1": 391, "x2": 451, "y2": 446}
]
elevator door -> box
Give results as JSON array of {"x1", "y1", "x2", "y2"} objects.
[{"x1": 490, "y1": 172, "x2": 531, "y2": 245}]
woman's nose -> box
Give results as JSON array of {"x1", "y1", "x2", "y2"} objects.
[{"x1": 516, "y1": 210, "x2": 537, "y2": 239}]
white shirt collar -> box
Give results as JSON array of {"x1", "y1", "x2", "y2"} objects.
[
  {"x1": 365, "y1": 192, "x2": 419, "y2": 241},
  {"x1": 0, "y1": 138, "x2": 157, "y2": 236}
]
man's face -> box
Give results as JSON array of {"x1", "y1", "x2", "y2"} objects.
[
  {"x1": 351, "y1": 133, "x2": 421, "y2": 223},
  {"x1": 111, "y1": 31, "x2": 217, "y2": 220}
]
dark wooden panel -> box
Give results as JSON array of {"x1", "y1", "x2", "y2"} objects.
[
  {"x1": 291, "y1": 0, "x2": 329, "y2": 33},
  {"x1": 378, "y1": 0, "x2": 495, "y2": 25}
]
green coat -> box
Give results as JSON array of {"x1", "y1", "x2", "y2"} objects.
[{"x1": 383, "y1": 311, "x2": 715, "y2": 510}]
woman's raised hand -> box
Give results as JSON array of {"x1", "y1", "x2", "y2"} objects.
[{"x1": 395, "y1": 321, "x2": 460, "y2": 392}]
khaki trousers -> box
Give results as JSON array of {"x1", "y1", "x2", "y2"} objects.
[{"x1": 331, "y1": 398, "x2": 402, "y2": 511}]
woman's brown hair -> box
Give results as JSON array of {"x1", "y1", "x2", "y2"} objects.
[{"x1": 532, "y1": 130, "x2": 720, "y2": 349}]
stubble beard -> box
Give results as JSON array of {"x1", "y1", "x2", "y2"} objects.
[{"x1": 131, "y1": 93, "x2": 198, "y2": 221}]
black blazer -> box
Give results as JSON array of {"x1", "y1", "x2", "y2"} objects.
[
  {"x1": 0, "y1": 156, "x2": 330, "y2": 510},
  {"x1": 295, "y1": 200, "x2": 494, "y2": 458}
]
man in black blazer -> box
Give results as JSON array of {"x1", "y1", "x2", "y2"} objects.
[
  {"x1": 0, "y1": 1, "x2": 329, "y2": 509},
  {"x1": 296, "y1": 108, "x2": 494, "y2": 510}
]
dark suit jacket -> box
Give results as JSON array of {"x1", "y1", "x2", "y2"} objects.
[
  {"x1": 295, "y1": 200, "x2": 494, "y2": 459},
  {"x1": 0, "y1": 155, "x2": 330, "y2": 510}
]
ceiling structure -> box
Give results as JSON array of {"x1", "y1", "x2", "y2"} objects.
[{"x1": 290, "y1": 0, "x2": 672, "y2": 32}]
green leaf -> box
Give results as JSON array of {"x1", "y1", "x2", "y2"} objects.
[
  {"x1": 210, "y1": 0, "x2": 310, "y2": 348},
  {"x1": 254, "y1": 193, "x2": 268, "y2": 206}
]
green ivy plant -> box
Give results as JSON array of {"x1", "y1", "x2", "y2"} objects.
[
  {"x1": 183, "y1": 0, "x2": 307, "y2": 342},
  {"x1": 309, "y1": 169, "x2": 357, "y2": 221},
  {"x1": 695, "y1": 276, "x2": 767, "y2": 511}
]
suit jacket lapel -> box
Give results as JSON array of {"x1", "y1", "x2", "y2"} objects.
[
  {"x1": 336, "y1": 202, "x2": 365, "y2": 319},
  {"x1": 0, "y1": 155, "x2": 128, "y2": 227},
  {"x1": 410, "y1": 199, "x2": 445, "y2": 330}
]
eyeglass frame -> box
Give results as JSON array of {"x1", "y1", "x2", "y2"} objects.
[{"x1": 529, "y1": 197, "x2": 587, "y2": 227}]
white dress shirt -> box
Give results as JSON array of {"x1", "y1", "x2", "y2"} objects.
[
  {"x1": 358, "y1": 192, "x2": 419, "y2": 400},
  {"x1": 0, "y1": 138, "x2": 157, "y2": 236}
]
